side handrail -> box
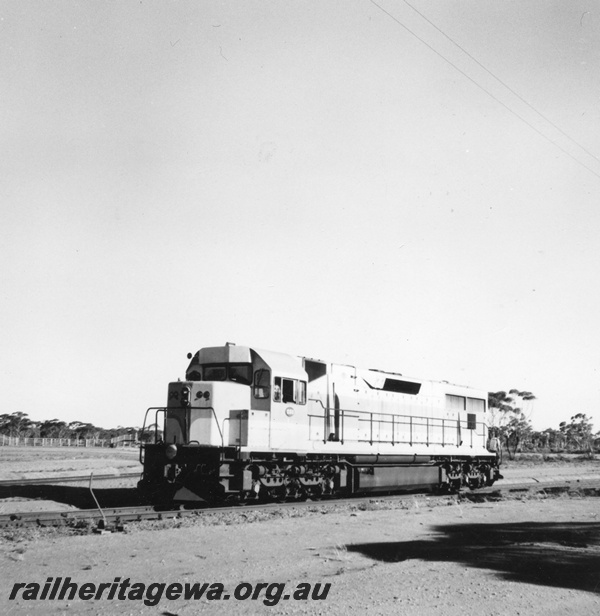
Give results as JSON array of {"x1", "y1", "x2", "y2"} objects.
[
  {"x1": 221, "y1": 409, "x2": 249, "y2": 448},
  {"x1": 307, "y1": 400, "x2": 488, "y2": 449},
  {"x1": 186, "y1": 405, "x2": 224, "y2": 447}
]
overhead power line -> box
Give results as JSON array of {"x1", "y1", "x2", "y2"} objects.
[
  {"x1": 400, "y1": 0, "x2": 600, "y2": 165},
  {"x1": 369, "y1": 0, "x2": 600, "y2": 181}
]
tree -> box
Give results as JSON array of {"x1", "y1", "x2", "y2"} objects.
[
  {"x1": 0, "y1": 412, "x2": 33, "y2": 437},
  {"x1": 488, "y1": 391, "x2": 515, "y2": 427},
  {"x1": 508, "y1": 389, "x2": 536, "y2": 415},
  {"x1": 68, "y1": 421, "x2": 98, "y2": 440},
  {"x1": 140, "y1": 423, "x2": 163, "y2": 443},
  {"x1": 559, "y1": 414, "x2": 594, "y2": 456},
  {"x1": 39, "y1": 419, "x2": 69, "y2": 439},
  {"x1": 488, "y1": 390, "x2": 536, "y2": 459},
  {"x1": 538, "y1": 427, "x2": 566, "y2": 452},
  {"x1": 501, "y1": 412, "x2": 533, "y2": 459}
]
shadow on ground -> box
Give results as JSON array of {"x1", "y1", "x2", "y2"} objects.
[
  {"x1": 347, "y1": 521, "x2": 600, "y2": 593},
  {"x1": 0, "y1": 484, "x2": 144, "y2": 508}
]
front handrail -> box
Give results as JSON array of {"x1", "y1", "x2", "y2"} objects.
[
  {"x1": 139, "y1": 405, "x2": 225, "y2": 454},
  {"x1": 139, "y1": 407, "x2": 167, "y2": 464}
]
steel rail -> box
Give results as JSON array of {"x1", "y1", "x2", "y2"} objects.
[{"x1": 0, "y1": 472, "x2": 140, "y2": 487}]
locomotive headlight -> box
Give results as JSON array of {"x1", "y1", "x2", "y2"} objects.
[{"x1": 165, "y1": 444, "x2": 177, "y2": 460}]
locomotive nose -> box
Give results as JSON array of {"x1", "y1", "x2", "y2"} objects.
[{"x1": 168, "y1": 382, "x2": 212, "y2": 407}]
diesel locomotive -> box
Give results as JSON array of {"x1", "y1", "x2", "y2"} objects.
[{"x1": 138, "y1": 343, "x2": 501, "y2": 505}]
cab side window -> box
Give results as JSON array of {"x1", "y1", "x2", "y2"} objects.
[
  {"x1": 297, "y1": 380, "x2": 306, "y2": 404},
  {"x1": 282, "y1": 379, "x2": 295, "y2": 403},
  {"x1": 274, "y1": 377, "x2": 282, "y2": 402},
  {"x1": 273, "y1": 376, "x2": 307, "y2": 405},
  {"x1": 253, "y1": 369, "x2": 271, "y2": 399}
]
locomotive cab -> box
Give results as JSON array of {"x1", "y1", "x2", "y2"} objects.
[{"x1": 138, "y1": 343, "x2": 309, "y2": 503}]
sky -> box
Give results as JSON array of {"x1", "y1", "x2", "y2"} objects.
[{"x1": 1, "y1": 1, "x2": 599, "y2": 432}]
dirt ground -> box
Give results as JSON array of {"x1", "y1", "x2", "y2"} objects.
[
  {"x1": 1, "y1": 448, "x2": 600, "y2": 615},
  {"x1": 0, "y1": 447, "x2": 141, "y2": 514},
  {"x1": 1, "y1": 494, "x2": 600, "y2": 615},
  {"x1": 0, "y1": 446, "x2": 140, "y2": 481}
]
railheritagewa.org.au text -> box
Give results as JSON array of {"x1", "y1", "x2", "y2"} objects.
[{"x1": 8, "y1": 577, "x2": 332, "y2": 607}]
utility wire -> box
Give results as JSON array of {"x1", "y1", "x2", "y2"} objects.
[
  {"x1": 369, "y1": 0, "x2": 600, "y2": 181},
  {"x1": 400, "y1": 0, "x2": 600, "y2": 165}
]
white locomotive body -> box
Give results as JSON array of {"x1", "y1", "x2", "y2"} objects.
[{"x1": 139, "y1": 343, "x2": 500, "y2": 504}]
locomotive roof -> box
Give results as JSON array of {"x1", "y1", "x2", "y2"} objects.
[
  {"x1": 253, "y1": 348, "x2": 306, "y2": 380},
  {"x1": 196, "y1": 344, "x2": 486, "y2": 396},
  {"x1": 196, "y1": 344, "x2": 306, "y2": 380}
]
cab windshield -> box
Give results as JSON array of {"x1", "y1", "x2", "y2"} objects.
[{"x1": 187, "y1": 363, "x2": 253, "y2": 386}]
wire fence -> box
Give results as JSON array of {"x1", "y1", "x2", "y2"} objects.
[{"x1": 0, "y1": 435, "x2": 138, "y2": 448}]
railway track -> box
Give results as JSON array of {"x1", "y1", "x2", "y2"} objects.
[
  {"x1": 0, "y1": 472, "x2": 140, "y2": 487},
  {"x1": 1, "y1": 477, "x2": 599, "y2": 530}
]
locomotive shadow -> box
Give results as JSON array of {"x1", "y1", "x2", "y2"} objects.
[
  {"x1": 0, "y1": 484, "x2": 144, "y2": 509},
  {"x1": 346, "y1": 521, "x2": 600, "y2": 593}
]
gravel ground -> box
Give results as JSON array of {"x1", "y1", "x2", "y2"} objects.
[{"x1": 0, "y1": 448, "x2": 599, "y2": 615}]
